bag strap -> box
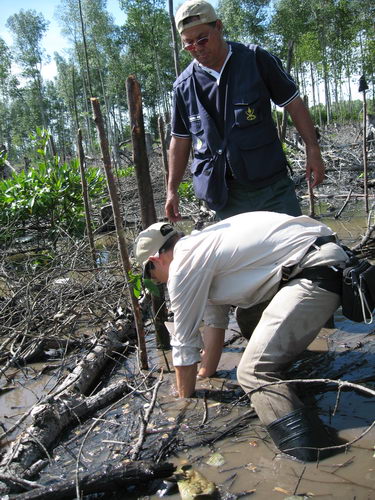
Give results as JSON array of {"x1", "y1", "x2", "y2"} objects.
[{"x1": 359, "y1": 274, "x2": 373, "y2": 324}]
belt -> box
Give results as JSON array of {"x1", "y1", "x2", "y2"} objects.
[
  {"x1": 294, "y1": 266, "x2": 342, "y2": 294},
  {"x1": 281, "y1": 235, "x2": 342, "y2": 294}
]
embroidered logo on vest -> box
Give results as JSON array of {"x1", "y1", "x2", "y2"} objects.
[{"x1": 246, "y1": 107, "x2": 256, "y2": 121}]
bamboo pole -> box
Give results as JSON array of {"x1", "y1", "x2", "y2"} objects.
[
  {"x1": 91, "y1": 97, "x2": 148, "y2": 370},
  {"x1": 77, "y1": 128, "x2": 97, "y2": 268}
]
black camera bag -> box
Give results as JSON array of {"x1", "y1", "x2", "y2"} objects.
[{"x1": 342, "y1": 258, "x2": 375, "y2": 323}]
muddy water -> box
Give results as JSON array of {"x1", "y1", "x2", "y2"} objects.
[
  {"x1": 1, "y1": 209, "x2": 374, "y2": 499},
  {"x1": 0, "y1": 362, "x2": 62, "y2": 441}
]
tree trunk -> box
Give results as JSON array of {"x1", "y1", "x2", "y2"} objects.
[
  {"x1": 78, "y1": 0, "x2": 93, "y2": 97},
  {"x1": 168, "y1": 0, "x2": 181, "y2": 78},
  {"x1": 77, "y1": 128, "x2": 97, "y2": 267},
  {"x1": 280, "y1": 40, "x2": 294, "y2": 142}
]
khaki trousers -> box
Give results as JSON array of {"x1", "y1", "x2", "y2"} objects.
[{"x1": 236, "y1": 278, "x2": 340, "y2": 425}]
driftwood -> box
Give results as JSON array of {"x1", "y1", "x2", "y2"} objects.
[
  {"x1": 53, "y1": 320, "x2": 132, "y2": 396},
  {"x1": 9, "y1": 461, "x2": 175, "y2": 499},
  {"x1": 0, "y1": 321, "x2": 133, "y2": 490},
  {"x1": 0, "y1": 379, "x2": 133, "y2": 485}
]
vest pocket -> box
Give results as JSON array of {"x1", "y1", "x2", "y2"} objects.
[
  {"x1": 237, "y1": 137, "x2": 286, "y2": 182},
  {"x1": 234, "y1": 101, "x2": 262, "y2": 127},
  {"x1": 189, "y1": 120, "x2": 208, "y2": 154}
]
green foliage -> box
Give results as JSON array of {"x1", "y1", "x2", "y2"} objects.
[
  {"x1": 0, "y1": 129, "x2": 107, "y2": 244},
  {"x1": 127, "y1": 270, "x2": 160, "y2": 298},
  {"x1": 178, "y1": 181, "x2": 196, "y2": 203},
  {"x1": 143, "y1": 278, "x2": 160, "y2": 297},
  {"x1": 218, "y1": 0, "x2": 269, "y2": 44},
  {"x1": 117, "y1": 166, "x2": 135, "y2": 177},
  {"x1": 310, "y1": 100, "x2": 363, "y2": 124},
  {"x1": 6, "y1": 9, "x2": 49, "y2": 77},
  {"x1": 128, "y1": 270, "x2": 142, "y2": 298}
]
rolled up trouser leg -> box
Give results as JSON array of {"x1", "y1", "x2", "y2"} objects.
[
  {"x1": 235, "y1": 301, "x2": 271, "y2": 340},
  {"x1": 237, "y1": 278, "x2": 340, "y2": 426},
  {"x1": 267, "y1": 407, "x2": 339, "y2": 461}
]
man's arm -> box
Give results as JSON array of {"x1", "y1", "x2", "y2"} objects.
[
  {"x1": 285, "y1": 96, "x2": 325, "y2": 188},
  {"x1": 175, "y1": 363, "x2": 197, "y2": 397},
  {"x1": 165, "y1": 135, "x2": 192, "y2": 222},
  {"x1": 198, "y1": 326, "x2": 225, "y2": 378}
]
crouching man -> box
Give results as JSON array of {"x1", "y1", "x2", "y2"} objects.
[{"x1": 134, "y1": 212, "x2": 348, "y2": 461}]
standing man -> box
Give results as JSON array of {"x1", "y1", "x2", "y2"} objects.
[
  {"x1": 134, "y1": 213, "x2": 348, "y2": 461},
  {"x1": 166, "y1": 0, "x2": 325, "y2": 373},
  {"x1": 166, "y1": 0, "x2": 324, "y2": 222}
]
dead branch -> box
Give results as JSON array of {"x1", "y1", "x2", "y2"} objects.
[
  {"x1": 335, "y1": 188, "x2": 354, "y2": 219},
  {"x1": 130, "y1": 370, "x2": 164, "y2": 460}
]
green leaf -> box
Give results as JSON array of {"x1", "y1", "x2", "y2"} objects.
[{"x1": 143, "y1": 278, "x2": 160, "y2": 297}]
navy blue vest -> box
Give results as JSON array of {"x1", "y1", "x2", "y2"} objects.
[{"x1": 173, "y1": 42, "x2": 288, "y2": 210}]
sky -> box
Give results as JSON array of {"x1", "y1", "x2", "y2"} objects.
[
  {"x1": 0, "y1": 0, "x2": 363, "y2": 101},
  {"x1": 0, "y1": 0, "x2": 127, "y2": 80}
]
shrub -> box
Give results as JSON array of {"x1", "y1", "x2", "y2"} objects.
[{"x1": 0, "y1": 129, "x2": 107, "y2": 246}]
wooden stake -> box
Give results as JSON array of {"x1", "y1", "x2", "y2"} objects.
[
  {"x1": 91, "y1": 97, "x2": 148, "y2": 370},
  {"x1": 126, "y1": 76, "x2": 170, "y2": 351}
]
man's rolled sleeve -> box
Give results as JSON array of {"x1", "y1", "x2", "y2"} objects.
[{"x1": 168, "y1": 259, "x2": 214, "y2": 366}]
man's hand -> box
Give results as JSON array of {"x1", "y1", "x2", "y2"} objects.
[
  {"x1": 165, "y1": 190, "x2": 181, "y2": 222},
  {"x1": 285, "y1": 97, "x2": 325, "y2": 189},
  {"x1": 175, "y1": 364, "x2": 197, "y2": 397},
  {"x1": 305, "y1": 145, "x2": 325, "y2": 188}
]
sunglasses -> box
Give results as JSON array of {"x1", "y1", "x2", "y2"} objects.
[{"x1": 182, "y1": 35, "x2": 210, "y2": 52}]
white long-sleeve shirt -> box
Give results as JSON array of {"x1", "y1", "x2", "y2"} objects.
[{"x1": 167, "y1": 212, "x2": 348, "y2": 366}]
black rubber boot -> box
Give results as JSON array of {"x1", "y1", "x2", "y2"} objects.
[{"x1": 266, "y1": 407, "x2": 339, "y2": 462}]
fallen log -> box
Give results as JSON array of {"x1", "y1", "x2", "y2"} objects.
[
  {"x1": 0, "y1": 379, "x2": 133, "y2": 490},
  {"x1": 9, "y1": 461, "x2": 175, "y2": 499},
  {"x1": 55, "y1": 319, "x2": 132, "y2": 396}
]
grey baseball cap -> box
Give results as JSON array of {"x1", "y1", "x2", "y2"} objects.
[
  {"x1": 175, "y1": 0, "x2": 218, "y2": 34},
  {"x1": 134, "y1": 222, "x2": 177, "y2": 267}
]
